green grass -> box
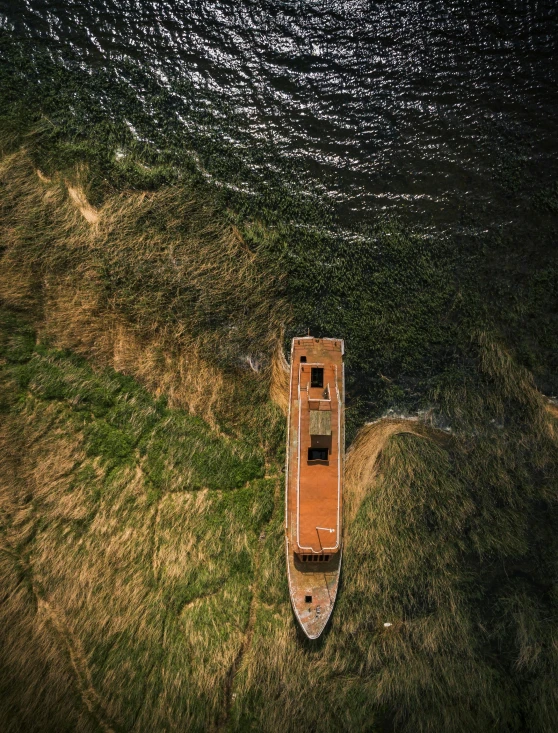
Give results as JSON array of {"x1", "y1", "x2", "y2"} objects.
[{"x1": 0, "y1": 308, "x2": 265, "y2": 491}]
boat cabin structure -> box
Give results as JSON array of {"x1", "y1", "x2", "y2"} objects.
[{"x1": 285, "y1": 336, "x2": 344, "y2": 638}]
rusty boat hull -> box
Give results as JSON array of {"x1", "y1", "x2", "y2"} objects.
[{"x1": 285, "y1": 337, "x2": 344, "y2": 639}]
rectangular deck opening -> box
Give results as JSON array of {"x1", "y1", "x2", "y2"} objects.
[
  {"x1": 310, "y1": 367, "x2": 324, "y2": 388},
  {"x1": 308, "y1": 447, "x2": 328, "y2": 461}
]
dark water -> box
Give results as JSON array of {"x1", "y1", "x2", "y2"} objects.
[{"x1": 1, "y1": 0, "x2": 557, "y2": 231}]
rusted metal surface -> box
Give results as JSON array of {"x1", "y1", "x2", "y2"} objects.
[{"x1": 285, "y1": 337, "x2": 344, "y2": 639}]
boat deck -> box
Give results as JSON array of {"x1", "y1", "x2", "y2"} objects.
[{"x1": 296, "y1": 368, "x2": 340, "y2": 552}]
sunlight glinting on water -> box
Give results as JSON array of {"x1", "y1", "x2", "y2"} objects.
[{"x1": 2, "y1": 0, "x2": 557, "y2": 225}]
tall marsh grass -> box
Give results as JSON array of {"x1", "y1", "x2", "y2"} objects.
[{"x1": 0, "y1": 145, "x2": 290, "y2": 435}]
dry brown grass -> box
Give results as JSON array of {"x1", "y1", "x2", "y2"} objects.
[
  {"x1": 0, "y1": 407, "x2": 102, "y2": 732},
  {"x1": 0, "y1": 551, "x2": 100, "y2": 733},
  {"x1": 35, "y1": 595, "x2": 116, "y2": 733},
  {"x1": 269, "y1": 337, "x2": 290, "y2": 415},
  {"x1": 344, "y1": 417, "x2": 452, "y2": 525},
  {"x1": 0, "y1": 147, "x2": 291, "y2": 430},
  {"x1": 545, "y1": 400, "x2": 558, "y2": 442},
  {"x1": 35, "y1": 168, "x2": 51, "y2": 184},
  {"x1": 65, "y1": 184, "x2": 100, "y2": 225},
  {"x1": 40, "y1": 277, "x2": 230, "y2": 427}
]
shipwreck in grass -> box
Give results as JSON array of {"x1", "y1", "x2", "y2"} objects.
[{"x1": 285, "y1": 336, "x2": 345, "y2": 639}]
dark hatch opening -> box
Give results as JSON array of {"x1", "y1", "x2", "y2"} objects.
[
  {"x1": 300, "y1": 355, "x2": 307, "y2": 362},
  {"x1": 305, "y1": 595, "x2": 312, "y2": 603},
  {"x1": 311, "y1": 367, "x2": 324, "y2": 388},
  {"x1": 308, "y1": 447, "x2": 328, "y2": 461}
]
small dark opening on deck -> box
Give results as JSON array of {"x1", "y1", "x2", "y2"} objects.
[
  {"x1": 300, "y1": 355, "x2": 307, "y2": 362},
  {"x1": 305, "y1": 595, "x2": 312, "y2": 603},
  {"x1": 311, "y1": 367, "x2": 324, "y2": 388},
  {"x1": 308, "y1": 448, "x2": 328, "y2": 461}
]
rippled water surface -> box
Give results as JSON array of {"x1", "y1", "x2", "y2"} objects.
[{"x1": 2, "y1": 0, "x2": 557, "y2": 229}]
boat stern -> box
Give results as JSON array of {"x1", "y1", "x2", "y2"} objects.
[{"x1": 286, "y1": 540, "x2": 341, "y2": 639}]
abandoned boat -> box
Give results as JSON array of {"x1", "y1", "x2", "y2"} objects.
[{"x1": 285, "y1": 336, "x2": 344, "y2": 639}]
